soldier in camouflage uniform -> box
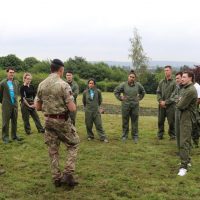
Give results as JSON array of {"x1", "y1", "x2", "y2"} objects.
[
  {"x1": 156, "y1": 66, "x2": 176, "y2": 140},
  {"x1": 35, "y1": 59, "x2": 80, "y2": 187},
  {"x1": 169, "y1": 72, "x2": 183, "y2": 151},
  {"x1": 177, "y1": 71, "x2": 197, "y2": 176},
  {"x1": 114, "y1": 70, "x2": 145, "y2": 143},
  {"x1": 66, "y1": 70, "x2": 79, "y2": 125}
]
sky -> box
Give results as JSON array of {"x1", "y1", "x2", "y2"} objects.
[{"x1": 1, "y1": 0, "x2": 200, "y2": 63}]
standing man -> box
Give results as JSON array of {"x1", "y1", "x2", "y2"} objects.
[
  {"x1": 156, "y1": 65, "x2": 176, "y2": 140},
  {"x1": 177, "y1": 71, "x2": 197, "y2": 176},
  {"x1": 0, "y1": 67, "x2": 22, "y2": 144},
  {"x1": 170, "y1": 72, "x2": 183, "y2": 152},
  {"x1": 114, "y1": 70, "x2": 145, "y2": 143},
  {"x1": 35, "y1": 59, "x2": 80, "y2": 187},
  {"x1": 66, "y1": 70, "x2": 79, "y2": 125},
  {"x1": 82, "y1": 78, "x2": 108, "y2": 142}
]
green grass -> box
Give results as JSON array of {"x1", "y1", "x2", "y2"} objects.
[
  {"x1": 0, "y1": 93, "x2": 200, "y2": 200},
  {"x1": 77, "y1": 93, "x2": 158, "y2": 108}
]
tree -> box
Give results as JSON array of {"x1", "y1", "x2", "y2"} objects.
[
  {"x1": 24, "y1": 57, "x2": 40, "y2": 70},
  {"x1": 128, "y1": 28, "x2": 150, "y2": 74}
]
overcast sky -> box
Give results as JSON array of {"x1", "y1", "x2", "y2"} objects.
[{"x1": 1, "y1": 0, "x2": 200, "y2": 63}]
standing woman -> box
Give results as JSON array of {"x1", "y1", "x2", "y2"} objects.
[
  {"x1": 82, "y1": 78, "x2": 108, "y2": 142},
  {"x1": 20, "y1": 73, "x2": 44, "y2": 135}
]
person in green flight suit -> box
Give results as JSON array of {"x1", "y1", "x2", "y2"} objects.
[
  {"x1": 82, "y1": 78, "x2": 108, "y2": 142},
  {"x1": 0, "y1": 67, "x2": 22, "y2": 143},
  {"x1": 156, "y1": 65, "x2": 176, "y2": 140},
  {"x1": 177, "y1": 71, "x2": 197, "y2": 176},
  {"x1": 66, "y1": 70, "x2": 79, "y2": 125},
  {"x1": 169, "y1": 71, "x2": 183, "y2": 152},
  {"x1": 114, "y1": 70, "x2": 145, "y2": 143}
]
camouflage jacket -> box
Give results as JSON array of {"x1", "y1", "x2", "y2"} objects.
[{"x1": 36, "y1": 73, "x2": 73, "y2": 115}]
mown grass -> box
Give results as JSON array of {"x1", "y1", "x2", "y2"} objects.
[
  {"x1": 0, "y1": 93, "x2": 200, "y2": 200},
  {"x1": 77, "y1": 93, "x2": 158, "y2": 108}
]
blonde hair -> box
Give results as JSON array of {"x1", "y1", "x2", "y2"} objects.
[{"x1": 23, "y1": 72, "x2": 32, "y2": 82}]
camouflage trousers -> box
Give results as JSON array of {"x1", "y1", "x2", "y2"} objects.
[{"x1": 44, "y1": 117, "x2": 80, "y2": 181}]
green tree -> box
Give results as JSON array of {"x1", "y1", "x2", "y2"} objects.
[
  {"x1": 128, "y1": 28, "x2": 150, "y2": 74},
  {"x1": 0, "y1": 54, "x2": 23, "y2": 71},
  {"x1": 24, "y1": 57, "x2": 40, "y2": 71}
]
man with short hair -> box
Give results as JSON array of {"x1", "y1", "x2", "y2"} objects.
[
  {"x1": 66, "y1": 70, "x2": 79, "y2": 125},
  {"x1": 0, "y1": 67, "x2": 22, "y2": 143},
  {"x1": 170, "y1": 72, "x2": 183, "y2": 151},
  {"x1": 156, "y1": 65, "x2": 176, "y2": 140},
  {"x1": 35, "y1": 59, "x2": 80, "y2": 187},
  {"x1": 177, "y1": 71, "x2": 197, "y2": 176}
]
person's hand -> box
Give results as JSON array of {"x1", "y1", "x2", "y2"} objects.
[
  {"x1": 159, "y1": 101, "x2": 166, "y2": 108},
  {"x1": 29, "y1": 104, "x2": 35, "y2": 109},
  {"x1": 99, "y1": 107, "x2": 104, "y2": 114},
  {"x1": 121, "y1": 96, "x2": 127, "y2": 101}
]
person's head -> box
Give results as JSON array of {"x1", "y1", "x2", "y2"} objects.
[
  {"x1": 88, "y1": 78, "x2": 96, "y2": 89},
  {"x1": 6, "y1": 67, "x2": 15, "y2": 80},
  {"x1": 164, "y1": 65, "x2": 172, "y2": 79},
  {"x1": 181, "y1": 71, "x2": 194, "y2": 86},
  {"x1": 175, "y1": 71, "x2": 183, "y2": 85},
  {"x1": 23, "y1": 72, "x2": 32, "y2": 85},
  {"x1": 128, "y1": 70, "x2": 136, "y2": 84},
  {"x1": 66, "y1": 70, "x2": 73, "y2": 83},
  {"x1": 50, "y1": 59, "x2": 64, "y2": 77}
]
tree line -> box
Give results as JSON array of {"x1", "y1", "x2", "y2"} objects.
[{"x1": 0, "y1": 54, "x2": 197, "y2": 94}]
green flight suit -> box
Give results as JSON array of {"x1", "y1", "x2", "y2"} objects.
[
  {"x1": 114, "y1": 81, "x2": 145, "y2": 140},
  {"x1": 170, "y1": 84, "x2": 183, "y2": 150},
  {"x1": 0, "y1": 79, "x2": 19, "y2": 141},
  {"x1": 67, "y1": 80, "x2": 79, "y2": 126},
  {"x1": 156, "y1": 78, "x2": 176, "y2": 139},
  {"x1": 176, "y1": 83, "x2": 197, "y2": 169},
  {"x1": 82, "y1": 88, "x2": 106, "y2": 140}
]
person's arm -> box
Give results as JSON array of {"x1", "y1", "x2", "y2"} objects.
[
  {"x1": 0, "y1": 81, "x2": 3, "y2": 103},
  {"x1": 98, "y1": 89, "x2": 102, "y2": 105},
  {"x1": 138, "y1": 83, "x2": 145, "y2": 101},
  {"x1": 114, "y1": 83, "x2": 125, "y2": 101},
  {"x1": 35, "y1": 100, "x2": 42, "y2": 111},
  {"x1": 73, "y1": 82, "x2": 79, "y2": 100},
  {"x1": 82, "y1": 91, "x2": 86, "y2": 107},
  {"x1": 156, "y1": 80, "x2": 163, "y2": 102},
  {"x1": 177, "y1": 90, "x2": 196, "y2": 110}
]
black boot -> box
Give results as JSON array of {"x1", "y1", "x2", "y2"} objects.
[{"x1": 61, "y1": 174, "x2": 79, "y2": 187}]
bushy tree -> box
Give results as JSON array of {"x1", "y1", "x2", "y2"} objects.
[{"x1": 24, "y1": 57, "x2": 40, "y2": 70}]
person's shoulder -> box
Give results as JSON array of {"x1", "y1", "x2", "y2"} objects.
[{"x1": 0, "y1": 79, "x2": 6, "y2": 84}]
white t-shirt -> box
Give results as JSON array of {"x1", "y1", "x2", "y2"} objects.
[{"x1": 194, "y1": 82, "x2": 200, "y2": 98}]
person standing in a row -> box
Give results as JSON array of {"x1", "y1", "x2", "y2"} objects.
[
  {"x1": 20, "y1": 72, "x2": 44, "y2": 135},
  {"x1": 82, "y1": 78, "x2": 108, "y2": 142},
  {"x1": 0, "y1": 67, "x2": 22, "y2": 143},
  {"x1": 114, "y1": 70, "x2": 145, "y2": 143},
  {"x1": 65, "y1": 70, "x2": 79, "y2": 126},
  {"x1": 156, "y1": 65, "x2": 176, "y2": 140},
  {"x1": 177, "y1": 71, "x2": 197, "y2": 176}
]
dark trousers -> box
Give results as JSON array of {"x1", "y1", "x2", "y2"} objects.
[
  {"x1": 21, "y1": 104, "x2": 44, "y2": 134},
  {"x1": 2, "y1": 106, "x2": 18, "y2": 141},
  {"x1": 85, "y1": 110, "x2": 106, "y2": 140},
  {"x1": 122, "y1": 104, "x2": 139, "y2": 139},
  {"x1": 157, "y1": 105, "x2": 175, "y2": 138}
]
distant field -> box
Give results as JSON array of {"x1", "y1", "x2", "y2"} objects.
[{"x1": 77, "y1": 92, "x2": 158, "y2": 108}]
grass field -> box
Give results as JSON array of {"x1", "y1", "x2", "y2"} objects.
[{"x1": 0, "y1": 93, "x2": 200, "y2": 200}]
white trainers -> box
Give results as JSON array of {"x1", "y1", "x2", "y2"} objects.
[{"x1": 177, "y1": 168, "x2": 187, "y2": 176}]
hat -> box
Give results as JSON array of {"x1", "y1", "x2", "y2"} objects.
[{"x1": 51, "y1": 59, "x2": 64, "y2": 66}]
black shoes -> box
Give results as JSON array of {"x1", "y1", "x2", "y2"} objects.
[
  {"x1": 54, "y1": 179, "x2": 61, "y2": 187},
  {"x1": 61, "y1": 174, "x2": 79, "y2": 187},
  {"x1": 13, "y1": 136, "x2": 23, "y2": 141}
]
